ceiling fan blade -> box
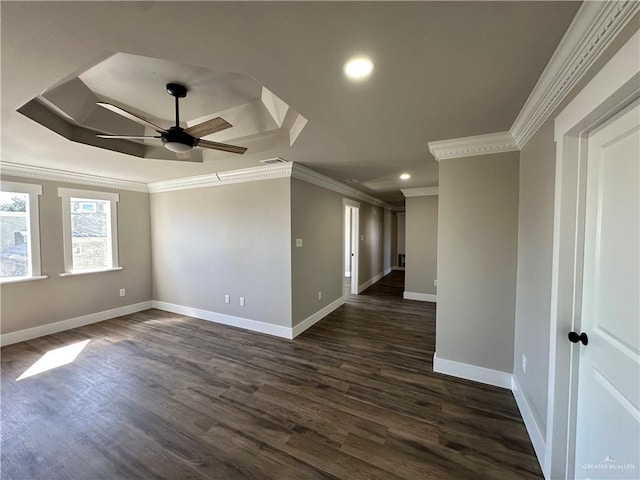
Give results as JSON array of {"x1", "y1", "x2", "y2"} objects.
[
  {"x1": 184, "y1": 117, "x2": 232, "y2": 138},
  {"x1": 97, "y1": 102, "x2": 165, "y2": 132},
  {"x1": 176, "y1": 151, "x2": 191, "y2": 160},
  {"x1": 97, "y1": 135, "x2": 161, "y2": 140},
  {"x1": 195, "y1": 139, "x2": 248, "y2": 154}
]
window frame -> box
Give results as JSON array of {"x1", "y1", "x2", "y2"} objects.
[
  {"x1": 58, "y1": 187, "x2": 121, "y2": 276},
  {"x1": 0, "y1": 181, "x2": 45, "y2": 283}
]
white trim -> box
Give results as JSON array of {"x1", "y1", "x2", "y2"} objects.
[
  {"x1": 432, "y1": 352, "x2": 512, "y2": 389},
  {"x1": 511, "y1": 1, "x2": 640, "y2": 149},
  {"x1": 342, "y1": 198, "x2": 361, "y2": 208},
  {"x1": 0, "y1": 301, "x2": 153, "y2": 347},
  {"x1": 392, "y1": 266, "x2": 405, "y2": 271},
  {"x1": 292, "y1": 295, "x2": 346, "y2": 338},
  {"x1": 512, "y1": 376, "x2": 547, "y2": 474},
  {"x1": 428, "y1": 131, "x2": 518, "y2": 162},
  {"x1": 403, "y1": 291, "x2": 437, "y2": 303},
  {"x1": 0, "y1": 181, "x2": 42, "y2": 195},
  {"x1": 58, "y1": 267, "x2": 123, "y2": 277},
  {"x1": 554, "y1": 30, "x2": 640, "y2": 141},
  {"x1": 152, "y1": 300, "x2": 293, "y2": 339},
  {"x1": 1, "y1": 179, "x2": 44, "y2": 278},
  {"x1": 58, "y1": 187, "x2": 120, "y2": 274},
  {"x1": 358, "y1": 268, "x2": 391, "y2": 294},
  {"x1": 57, "y1": 187, "x2": 119, "y2": 203},
  {"x1": 0, "y1": 162, "x2": 148, "y2": 193},
  {"x1": 147, "y1": 163, "x2": 395, "y2": 208},
  {"x1": 293, "y1": 164, "x2": 394, "y2": 209},
  {"x1": 148, "y1": 163, "x2": 292, "y2": 193},
  {"x1": 545, "y1": 29, "x2": 640, "y2": 480},
  {"x1": 401, "y1": 187, "x2": 438, "y2": 197},
  {"x1": 0, "y1": 275, "x2": 48, "y2": 284}
]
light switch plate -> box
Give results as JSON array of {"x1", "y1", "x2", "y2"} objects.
[{"x1": 295, "y1": 238, "x2": 303, "y2": 247}]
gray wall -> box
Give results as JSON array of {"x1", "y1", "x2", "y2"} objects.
[
  {"x1": 405, "y1": 195, "x2": 438, "y2": 296},
  {"x1": 0, "y1": 176, "x2": 152, "y2": 334},
  {"x1": 390, "y1": 212, "x2": 398, "y2": 268},
  {"x1": 513, "y1": 119, "x2": 555, "y2": 433},
  {"x1": 359, "y1": 202, "x2": 386, "y2": 287},
  {"x1": 383, "y1": 208, "x2": 393, "y2": 272},
  {"x1": 291, "y1": 178, "x2": 343, "y2": 326},
  {"x1": 151, "y1": 178, "x2": 292, "y2": 328},
  {"x1": 436, "y1": 152, "x2": 519, "y2": 373}
]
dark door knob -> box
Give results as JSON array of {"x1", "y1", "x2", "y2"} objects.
[{"x1": 568, "y1": 331, "x2": 588, "y2": 346}]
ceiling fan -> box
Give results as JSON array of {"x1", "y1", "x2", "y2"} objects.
[{"x1": 96, "y1": 83, "x2": 247, "y2": 159}]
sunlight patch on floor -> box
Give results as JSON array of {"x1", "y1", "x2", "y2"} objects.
[{"x1": 17, "y1": 339, "x2": 90, "y2": 381}]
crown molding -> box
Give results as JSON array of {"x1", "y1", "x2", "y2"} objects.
[
  {"x1": 401, "y1": 187, "x2": 439, "y2": 197},
  {"x1": 147, "y1": 163, "x2": 293, "y2": 193},
  {"x1": 148, "y1": 162, "x2": 394, "y2": 209},
  {"x1": 428, "y1": 131, "x2": 518, "y2": 162},
  {"x1": 510, "y1": 1, "x2": 640, "y2": 149},
  {"x1": 291, "y1": 163, "x2": 394, "y2": 209},
  {"x1": 0, "y1": 162, "x2": 148, "y2": 192}
]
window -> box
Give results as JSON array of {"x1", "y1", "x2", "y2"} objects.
[
  {"x1": 0, "y1": 181, "x2": 44, "y2": 282},
  {"x1": 58, "y1": 188, "x2": 120, "y2": 275}
]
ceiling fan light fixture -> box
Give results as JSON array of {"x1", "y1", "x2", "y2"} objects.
[{"x1": 164, "y1": 142, "x2": 192, "y2": 153}]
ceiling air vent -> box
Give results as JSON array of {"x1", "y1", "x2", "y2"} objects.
[
  {"x1": 345, "y1": 178, "x2": 359, "y2": 183},
  {"x1": 260, "y1": 158, "x2": 288, "y2": 165}
]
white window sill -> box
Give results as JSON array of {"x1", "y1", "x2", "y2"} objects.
[
  {"x1": 59, "y1": 267, "x2": 123, "y2": 277},
  {"x1": 0, "y1": 275, "x2": 49, "y2": 285}
]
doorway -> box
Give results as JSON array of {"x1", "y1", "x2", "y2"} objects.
[
  {"x1": 546, "y1": 30, "x2": 639, "y2": 480},
  {"x1": 343, "y1": 200, "x2": 360, "y2": 296}
]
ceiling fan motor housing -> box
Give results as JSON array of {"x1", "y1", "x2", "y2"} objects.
[
  {"x1": 162, "y1": 126, "x2": 196, "y2": 147},
  {"x1": 166, "y1": 83, "x2": 187, "y2": 98}
]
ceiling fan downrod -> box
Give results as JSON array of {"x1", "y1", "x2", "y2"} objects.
[{"x1": 166, "y1": 83, "x2": 187, "y2": 128}]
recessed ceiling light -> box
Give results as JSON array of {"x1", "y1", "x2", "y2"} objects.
[
  {"x1": 344, "y1": 56, "x2": 374, "y2": 81},
  {"x1": 400, "y1": 173, "x2": 411, "y2": 180}
]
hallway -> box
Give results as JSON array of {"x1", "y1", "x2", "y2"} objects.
[{"x1": 1, "y1": 272, "x2": 541, "y2": 479}]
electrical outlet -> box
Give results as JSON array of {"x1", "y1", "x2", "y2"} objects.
[
  {"x1": 119, "y1": 288, "x2": 126, "y2": 297},
  {"x1": 318, "y1": 291, "x2": 322, "y2": 300},
  {"x1": 224, "y1": 295, "x2": 230, "y2": 304},
  {"x1": 240, "y1": 297, "x2": 245, "y2": 307},
  {"x1": 522, "y1": 354, "x2": 527, "y2": 373}
]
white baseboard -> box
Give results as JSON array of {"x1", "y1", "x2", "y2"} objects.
[
  {"x1": 403, "y1": 291, "x2": 437, "y2": 303},
  {"x1": 392, "y1": 266, "x2": 405, "y2": 271},
  {"x1": 152, "y1": 300, "x2": 293, "y2": 339},
  {"x1": 358, "y1": 267, "x2": 392, "y2": 293},
  {"x1": 292, "y1": 296, "x2": 345, "y2": 338},
  {"x1": 0, "y1": 301, "x2": 153, "y2": 347},
  {"x1": 512, "y1": 376, "x2": 546, "y2": 474},
  {"x1": 432, "y1": 352, "x2": 512, "y2": 389}
]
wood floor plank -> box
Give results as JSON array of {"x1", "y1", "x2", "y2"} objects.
[{"x1": 0, "y1": 271, "x2": 541, "y2": 479}]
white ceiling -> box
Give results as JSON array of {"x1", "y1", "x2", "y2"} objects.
[{"x1": 1, "y1": 1, "x2": 580, "y2": 205}]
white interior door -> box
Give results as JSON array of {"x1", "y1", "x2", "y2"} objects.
[
  {"x1": 345, "y1": 206, "x2": 352, "y2": 277},
  {"x1": 573, "y1": 100, "x2": 640, "y2": 479},
  {"x1": 350, "y1": 206, "x2": 359, "y2": 295}
]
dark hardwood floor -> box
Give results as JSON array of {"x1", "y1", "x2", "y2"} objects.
[{"x1": 1, "y1": 271, "x2": 542, "y2": 479}]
